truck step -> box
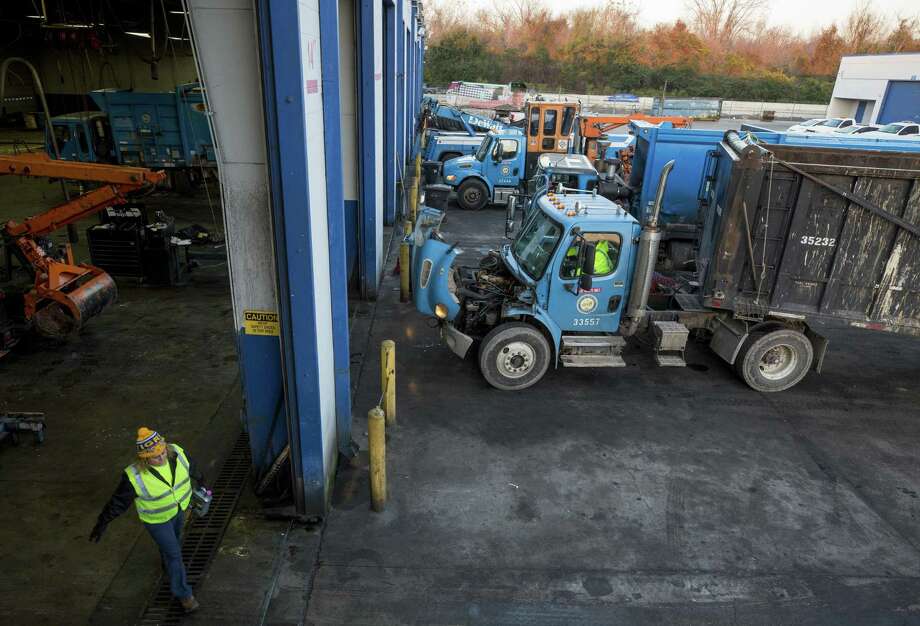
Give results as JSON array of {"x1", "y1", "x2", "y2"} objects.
[
  {"x1": 652, "y1": 321, "x2": 689, "y2": 368},
  {"x1": 561, "y1": 335, "x2": 626, "y2": 350},
  {"x1": 655, "y1": 354, "x2": 687, "y2": 367},
  {"x1": 560, "y1": 354, "x2": 626, "y2": 368}
]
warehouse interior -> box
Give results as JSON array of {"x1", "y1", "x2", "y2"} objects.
[{"x1": 1, "y1": 1, "x2": 920, "y2": 625}]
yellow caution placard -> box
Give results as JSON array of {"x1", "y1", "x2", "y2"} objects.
[{"x1": 243, "y1": 310, "x2": 280, "y2": 336}]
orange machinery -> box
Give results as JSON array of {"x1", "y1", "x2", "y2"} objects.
[
  {"x1": 523, "y1": 101, "x2": 580, "y2": 175},
  {"x1": 577, "y1": 114, "x2": 693, "y2": 160},
  {"x1": 1, "y1": 152, "x2": 165, "y2": 342}
]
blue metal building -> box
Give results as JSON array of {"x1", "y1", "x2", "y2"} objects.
[{"x1": 185, "y1": 0, "x2": 425, "y2": 515}]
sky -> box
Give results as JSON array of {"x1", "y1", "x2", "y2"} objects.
[{"x1": 444, "y1": 0, "x2": 919, "y2": 35}]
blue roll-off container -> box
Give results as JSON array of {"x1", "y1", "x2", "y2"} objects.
[{"x1": 89, "y1": 83, "x2": 215, "y2": 169}]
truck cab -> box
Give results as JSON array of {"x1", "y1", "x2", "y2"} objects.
[
  {"x1": 524, "y1": 101, "x2": 579, "y2": 175},
  {"x1": 45, "y1": 112, "x2": 115, "y2": 163},
  {"x1": 412, "y1": 188, "x2": 645, "y2": 390},
  {"x1": 422, "y1": 130, "x2": 486, "y2": 164},
  {"x1": 524, "y1": 153, "x2": 599, "y2": 214},
  {"x1": 442, "y1": 130, "x2": 526, "y2": 210}
]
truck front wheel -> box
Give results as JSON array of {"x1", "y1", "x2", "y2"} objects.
[
  {"x1": 457, "y1": 179, "x2": 488, "y2": 211},
  {"x1": 478, "y1": 323, "x2": 551, "y2": 391},
  {"x1": 735, "y1": 329, "x2": 813, "y2": 392}
]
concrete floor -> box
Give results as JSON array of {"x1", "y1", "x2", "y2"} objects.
[
  {"x1": 299, "y1": 207, "x2": 920, "y2": 624},
  {"x1": 4, "y1": 140, "x2": 920, "y2": 624},
  {"x1": 0, "y1": 169, "x2": 241, "y2": 624}
]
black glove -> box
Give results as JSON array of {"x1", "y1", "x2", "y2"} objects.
[{"x1": 89, "y1": 522, "x2": 106, "y2": 543}]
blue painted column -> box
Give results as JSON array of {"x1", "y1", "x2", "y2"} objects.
[
  {"x1": 395, "y1": 0, "x2": 405, "y2": 172},
  {"x1": 383, "y1": 0, "x2": 398, "y2": 225},
  {"x1": 257, "y1": 0, "x2": 333, "y2": 515},
  {"x1": 408, "y1": 6, "x2": 417, "y2": 157},
  {"x1": 319, "y1": 0, "x2": 355, "y2": 457},
  {"x1": 357, "y1": 0, "x2": 380, "y2": 299}
]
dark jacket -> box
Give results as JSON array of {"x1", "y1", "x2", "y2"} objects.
[{"x1": 95, "y1": 449, "x2": 205, "y2": 527}]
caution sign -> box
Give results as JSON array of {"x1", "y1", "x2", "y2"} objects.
[{"x1": 243, "y1": 310, "x2": 280, "y2": 336}]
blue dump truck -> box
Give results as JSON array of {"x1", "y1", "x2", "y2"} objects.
[
  {"x1": 422, "y1": 131, "x2": 488, "y2": 164},
  {"x1": 623, "y1": 121, "x2": 920, "y2": 269},
  {"x1": 410, "y1": 131, "x2": 920, "y2": 393},
  {"x1": 46, "y1": 83, "x2": 215, "y2": 185}
]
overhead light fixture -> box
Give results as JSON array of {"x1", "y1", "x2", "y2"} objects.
[
  {"x1": 169, "y1": 10, "x2": 187, "y2": 14},
  {"x1": 168, "y1": 36, "x2": 189, "y2": 41},
  {"x1": 125, "y1": 31, "x2": 151, "y2": 38},
  {"x1": 25, "y1": 15, "x2": 45, "y2": 19}
]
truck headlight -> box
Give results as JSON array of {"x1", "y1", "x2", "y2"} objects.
[
  {"x1": 434, "y1": 303, "x2": 448, "y2": 319},
  {"x1": 445, "y1": 174, "x2": 456, "y2": 182}
]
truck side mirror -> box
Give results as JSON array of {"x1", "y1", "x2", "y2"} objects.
[
  {"x1": 579, "y1": 242, "x2": 595, "y2": 291},
  {"x1": 493, "y1": 143, "x2": 504, "y2": 162}
]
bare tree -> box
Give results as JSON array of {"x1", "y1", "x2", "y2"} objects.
[
  {"x1": 886, "y1": 16, "x2": 920, "y2": 52},
  {"x1": 686, "y1": 0, "x2": 768, "y2": 45},
  {"x1": 843, "y1": 2, "x2": 886, "y2": 53}
]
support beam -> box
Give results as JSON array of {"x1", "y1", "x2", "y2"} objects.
[
  {"x1": 357, "y1": 0, "x2": 382, "y2": 299},
  {"x1": 396, "y1": 0, "x2": 405, "y2": 170},
  {"x1": 383, "y1": 0, "x2": 398, "y2": 225},
  {"x1": 319, "y1": 0, "x2": 356, "y2": 458},
  {"x1": 257, "y1": 0, "x2": 336, "y2": 514},
  {"x1": 185, "y1": 0, "x2": 287, "y2": 479}
]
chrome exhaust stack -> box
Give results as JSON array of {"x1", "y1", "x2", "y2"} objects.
[{"x1": 622, "y1": 159, "x2": 674, "y2": 337}]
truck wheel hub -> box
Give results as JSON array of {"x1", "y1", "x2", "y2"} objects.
[
  {"x1": 464, "y1": 188, "x2": 481, "y2": 202},
  {"x1": 497, "y1": 341, "x2": 535, "y2": 378},
  {"x1": 759, "y1": 344, "x2": 797, "y2": 380}
]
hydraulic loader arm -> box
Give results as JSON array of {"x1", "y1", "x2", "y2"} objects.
[{"x1": 0, "y1": 153, "x2": 166, "y2": 237}]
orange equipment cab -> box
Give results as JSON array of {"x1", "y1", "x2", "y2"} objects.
[
  {"x1": 577, "y1": 114, "x2": 693, "y2": 160},
  {"x1": 524, "y1": 101, "x2": 580, "y2": 175},
  {"x1": 1, "y1": 152, "x2": 165, "y2": 341}
]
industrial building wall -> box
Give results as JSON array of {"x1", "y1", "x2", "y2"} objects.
[
  {"x1": 186, "y1": 0, "x2": 423, "y2": 515},
  {"x1": 829, "y1": 53, "x2": 920, "y2": 124},
  {"x1": 32, "y1": 45, "x2": 198, "y2": 95},
  {"x1": 185, "y1": 0, "x2": 288, "y2": 469}
]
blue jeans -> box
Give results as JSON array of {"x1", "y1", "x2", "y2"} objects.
[{"x1": 144, "y1": 509, "x2": 193, "y2": 600}]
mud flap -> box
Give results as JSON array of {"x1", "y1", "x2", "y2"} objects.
[
  {"x1": 441, "y1": 323, "x2": 473, "y2": 359},
  {"x1": 804, "y1": 326, "x2": 829, "y2": 373},
  {"x1": 709, "y1": 316, "x2": 748, "y2": 365}
]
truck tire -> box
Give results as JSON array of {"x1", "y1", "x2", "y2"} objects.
[
  {"x1": 457, "y1": 179, "x2": 488, "y2": 211},
  {"x1": 734, "y1": 329, "x2": 813, "y2": 393},
  {"x1": 478, "y1": 322, "x2": 551, "y2": 391}
]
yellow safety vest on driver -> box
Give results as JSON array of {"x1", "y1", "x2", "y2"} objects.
[
  {"x1": 125, "y1": 444, "x2": 192, "y2": 524},
  {"x1": 566, "y1": 240, "x2": 613, "y2": 275}
]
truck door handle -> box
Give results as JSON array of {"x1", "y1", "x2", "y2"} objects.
[{"x1": 513, "y1": 168, "x2": 519, "y2": 176}]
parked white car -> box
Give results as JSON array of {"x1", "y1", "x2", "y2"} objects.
[
  {"x1": 862, "y1": 121, "x2": 920, "y2": 140},
  {"x1": 833, "y1": 124, "x2": 879, "y2": 135},
  {"x1": 787, "y1": 118, "x2": 826, "y2": 133},
  {"x1": 805, "y1": 118, "x2": 856, "y2": 134}
]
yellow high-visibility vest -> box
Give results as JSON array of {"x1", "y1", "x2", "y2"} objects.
[
  {"x1": 125, "y1": 444, "x2": 192, "y2": 524},
  {"x1": 566, "y1": 240, "x2": 613, "y2": 275}
]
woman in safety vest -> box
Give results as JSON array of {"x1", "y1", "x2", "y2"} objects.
[{"x1": 90, "y1": 428, "x2": 207, "y2": 614}]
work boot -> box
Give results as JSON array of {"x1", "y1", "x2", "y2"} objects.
[{"x1": 180, "y1": 596, "x2": 199, "y2": 613}]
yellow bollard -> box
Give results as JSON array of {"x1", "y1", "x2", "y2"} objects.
[
  {"x1": 409, "y1": 181, "x2": 418, "y2": 223},
  {"x1": 380, "y1": 340, "x2": 396, "y2": 426},
  {"x1": 399, "y1": 239, "x2": 411, "y2": 303},
  {"x1": 368, "y1": 407, "x2": 387, "y2": 512},
  {"x1": 414, "y1": 153, "x2": 421, "y2": 180}
]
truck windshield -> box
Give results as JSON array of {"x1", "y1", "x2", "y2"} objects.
[
  {"x1": 475, "y1": 136, "x2": 492, "y2": 161},
  {"x1": 512, "y1": 210, "x2": 562, "y2": 280}
]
